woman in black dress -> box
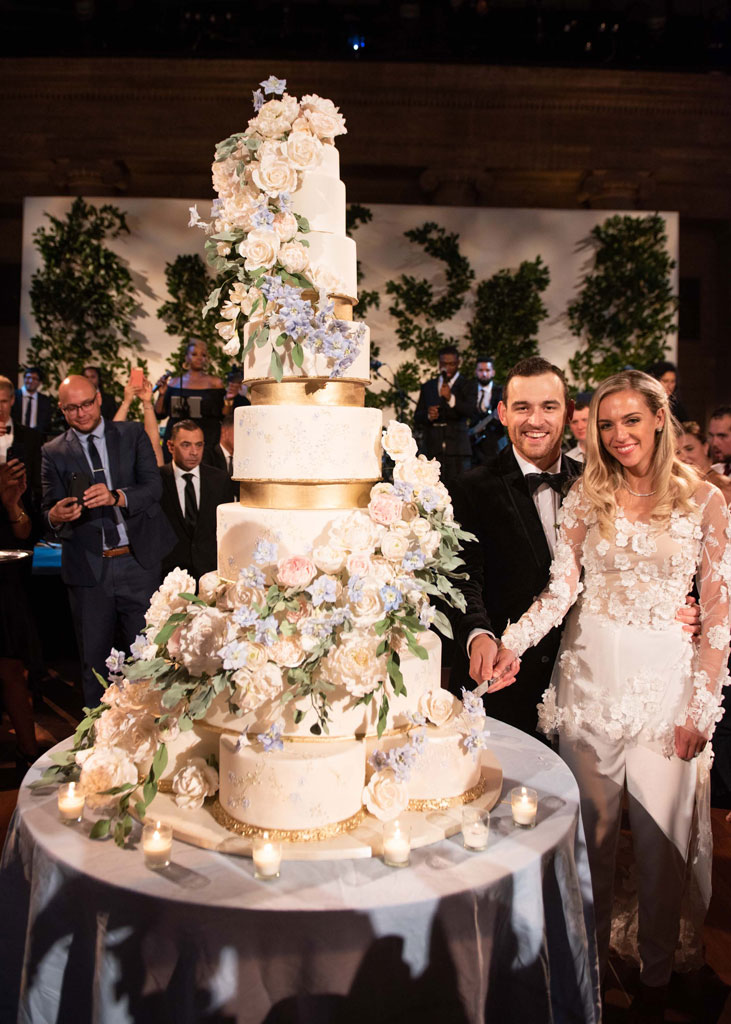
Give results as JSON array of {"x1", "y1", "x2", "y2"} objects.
[{"x1": 154, "y1": 340, "x2": 225, "y2": 461}]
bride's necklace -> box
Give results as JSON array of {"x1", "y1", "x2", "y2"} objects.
[{"x1": 622, "y1": 479, "x2": 656, "y2": 498}]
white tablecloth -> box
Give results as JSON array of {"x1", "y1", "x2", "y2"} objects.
[{"x1": 0, "y1": 720, "x2": 601, "y2": 1023}]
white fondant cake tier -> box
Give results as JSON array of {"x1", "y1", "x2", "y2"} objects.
[
  {"x1": 291, "y1": 174, "x2": 345, "y2": 235},
  {"x1": 367, "y1": 720, "x2": 482, "y2": 803},
  {"x1": 234, "y1": 405, "x2": 382, "y2": 482},
  {"x1": 219, "y1": 732, "x2": 365, "y2": 831},
  {"x1": 205, "y1": 629, "x2": 442, "y2": 739},
  {"x1": 302, "y1": 233, "x2": 357, "y2": 301},
  {"x1": 218, "y1": 503, "x2": 348, "y2": 577},
  {"x1": 241, "y1": 322, "x2": 370, "y2": 383},
  {"x1": 160, "y1": 722, "x2": 220, "y2": 781}
]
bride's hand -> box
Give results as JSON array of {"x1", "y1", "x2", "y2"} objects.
[
  {"x1": 485, "y1": 646, "x2": 521, "y2": 693},
  {"x1": 674, "y1": 720, "x2": 707, "y2": 761}
]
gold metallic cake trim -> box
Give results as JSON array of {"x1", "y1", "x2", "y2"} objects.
[
  {"x1": 248, "y1": 380, "x2": 365, "y2": 406},
  {"x1": 158, "y1": 779, "x2": 173, "y2": 794},
  {"x1": 239, "y1": 479, "x2": 375, "y2": 510},
  {"x1": 211, "y1": 799, "x2": 366, "y2": 841},
  {"x1": 299, "y1": 291, "x2": 354, "y2": 321},
  {"x1": 407, "y1": 774, "x2": 488, "y2": 812},
  {"x1": 198, "y1": 720, "x2": 410, "y2": 742}
]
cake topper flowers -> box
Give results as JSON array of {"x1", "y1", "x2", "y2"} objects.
[{"x1": 190, "y1": 77, "x2": 359, "y2": 381}]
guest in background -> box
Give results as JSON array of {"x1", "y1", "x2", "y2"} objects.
[
  {"x1": 203, "y1": 413, "x2": 238, "y2": 501},
  {"x1": 160, "y1": 420, "x2": 231, "y2": 582},
  {"x1": 414, "y1": 346, "x2": 476, "y2": 489},
  {"x1": 708, "y1": 405, "x2": 731, "y2": 476},
  {"x1": 564, "y1": 392, "x2": 592, "y2": 463},
  {"x1": 82, "y1": 366, "x2": 118, "y2": 421},
  {"x1": 470, "y1": 355, "x2": 504, "y2": 464},
  {"x1": 42, "y1": 375, "x2": 175, "y2": 706},
  {"x1": 114, "y1": 375, "x2": 164, "y2": 467},
  {"x1": 649, "y1": 359, "x2": 688, "y2": 422},
  {"x1": 154, "y1": 340, "x2": 225, "y2": 462},
  {"x1": 15, "y1": 367, "x2": 52, "y2": 440},
  {"x1": 676, "y1": 421, "x2": 731, "y2": 504},
  {"x1": 0, "y1": 377, "x2": 42, "y2": 498},
  {"x1": 223, "y1": 367, "x2": 250, "y2": 415}
]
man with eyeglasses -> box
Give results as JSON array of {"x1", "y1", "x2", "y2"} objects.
[{"x1": 41, "y1": 375, "x2": 176, "y2": 705}]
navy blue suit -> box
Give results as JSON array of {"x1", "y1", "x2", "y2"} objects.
[{"x1": 42, "y1": 419, "x2": 176, "y2": 704}]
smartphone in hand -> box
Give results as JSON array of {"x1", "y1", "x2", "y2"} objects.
[{"x1": 130, "y1": 367, "x2": 144, "y2": 389}]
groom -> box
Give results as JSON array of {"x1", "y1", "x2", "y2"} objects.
[{"x1": 448, "y1": 356, "x2": 697, "y2": 737}]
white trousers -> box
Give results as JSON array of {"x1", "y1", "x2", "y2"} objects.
[{"x1": 560, "y1": 733, "x2": 697, "y2": 987}]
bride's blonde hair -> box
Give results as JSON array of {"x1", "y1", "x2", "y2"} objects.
[{"x1": 583, "y1": 369, "x2": 697, "y2": 535}]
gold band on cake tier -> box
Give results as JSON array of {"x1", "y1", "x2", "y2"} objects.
[
  {"x1": 211, "y1": 799, "x2": 366, "y2": 841},
  {"x1": 239, "y1": 479, "x2": 376, "y2": 510},
  {"x1": 299, "y1": 292, "x2": 353, "y2": 321},
  {"x1": 194, "y1": 720, "x2": 411, "y2": 741},
  {"x1": 248, "y1": 380, "x2": 365, "y2": 406},
  {"x1": 407, "y1": 774, "x2": 489, "y2": 812}
]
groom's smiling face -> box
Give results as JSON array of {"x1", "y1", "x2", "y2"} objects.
[{"x1": 498, "y1": 372, "x2": 571, "y2": 470}]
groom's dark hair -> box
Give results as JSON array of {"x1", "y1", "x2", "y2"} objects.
[{"x1": 503, "y1": 356, "x2": 570, "y2": 406}]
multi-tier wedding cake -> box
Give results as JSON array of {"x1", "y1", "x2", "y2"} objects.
[{"x1": 40, "y1": 78, "x2": 496, "y2": 850}]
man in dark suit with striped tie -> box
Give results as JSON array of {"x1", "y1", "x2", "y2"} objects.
[
  {"x1": 160, "y1": 420, "x2": 232, "y2": 582},
  {"x1": 42, "y1": 375, "x2": 176, "y2": 705}
]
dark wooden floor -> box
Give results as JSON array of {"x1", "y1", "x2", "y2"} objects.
[{"x1": 1, "y1": 670, "x2": 730, "y2": 1022}]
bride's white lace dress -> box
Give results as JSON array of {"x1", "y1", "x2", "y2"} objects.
[{"x1": 502, "y1": 478, "x2": 731, "y2": 967}]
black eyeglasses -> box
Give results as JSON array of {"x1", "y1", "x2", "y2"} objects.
[{"x1": 62, "y1": 398, "x2": 96, "y2": 415}]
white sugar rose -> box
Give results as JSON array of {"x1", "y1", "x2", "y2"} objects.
[
  {"x1": 223, "y1": 336, "x2": 240, "y2": 357},
  {"x1": 393, "y1": 455, "x2": 441, "y2": 490},
  {"x1": 320, "y1": 630, "x2": 386, "y2": 699},
  {"x1": 93, "y1": 707, "x2": 159, "y2": 770},
  {"x1": 269, "y1": 637, "x2": 305, "y2": 668},
  {"x1": 172, "y1": 757, "x2": 219, "y2": 811},
  {"x1": 409, "y1": 517, "x2": 431, "y2": 539},
  {"x1": 350, "y1": 581, "x2": 383, "y2": 625},
  {"x1": 239, "y1": 227, "x2": 280, "y2": 272},
  {"x1": 331, "y1": 510, "x2": 383, "y2": 554},
  {"x1": 418, "y1": 689, "x2": 456, "y2": 728},
  {"x1": 145, "y1": 568, "x2": 196, "y2": 634},
  {"x1": 272, "y1": 211, "x2": 298, "y2": 242},
  {"x1": 252, "y1": 153, "x2": 299, "y2": 198},
  {"x1": 363, "y1": 769, "x2": 409, "y2": 822},
  {"x1": 238, "y1": 662, "x2": 284, "y2": 712},
  {"x1": 101, "y1": 678, "x2": 169, "y2": 717},
  {"x1": 345, "y1": 551, "x2": 372, "y2": 578},
  {"x1": 77, "y1": 746, "x2": 139, "y2": 811},
  {"x1": 368, "y1": 492, "x2": 403, "y2": 527},
  {"x1": 249, "y1": 95, "x2": 298, "y2": 138},
  {"x1": 177, "y1": 607, "x2": 231, "y2": 677},
  {"x1": 381, "y1": 532, "x2": 410, "y2": 562},
  {"x1": 219, "y1": 579, "x2": 266, "y2": 612},
  {"x1": 285, "y1": 131, "x2": 323, "y2": 170},
  {"x1": 198, "y1": 571, "x2": 225, "y2": 604},
  {"x1": 312, "y1": 544, "x2": 346, "y2": 574},
  {"x1": 369, "y1": 557, "x2": 394, "y2": 583},
  {"x1": 211, "y1": 157, "x2": 239, "y2": 199},
  {"x1": 277, "y1": 555, "x2": 317, "y2": 589},
  {"x1": 382, "y1": 421, "x2": 418, "y2": 462},
  {"x1": 300, "y1": 94, "x2": 347, "y2": 139},
  {"x1": 279, "y1": 241, "x2": 309, "y2": 275},
  {"x1": 419, "y1": 531, "x2": 442, "y2": 559},
  {"x1": 308, "y1": 264, "x2": 343, "y2": 295}
]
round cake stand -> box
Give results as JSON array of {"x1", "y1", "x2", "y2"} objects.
[{"x1": 138, "y1": 751, "x2": 502, "y2": 862}]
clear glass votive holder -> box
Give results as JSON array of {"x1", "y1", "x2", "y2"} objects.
[
  {"x1": 382, "y1": 819, "x2": 411, "y2": 867},
  {"x1": 142, "y1": 821, "x2": 173, "y2": 869},
  {"x1": 58, "y1": 782, "x2": 85, "y2": 823},
  {"x1": 462, "y1": 806, "x2": 490, "y2": 850},
  {"x1": 252, "y1": 834, "x2": 282, "y2": 880},
  {"x1": 511, "y1": 786, "x2": 538, "y2": 828}
]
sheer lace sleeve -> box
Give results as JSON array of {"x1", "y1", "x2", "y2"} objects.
[
  {"x1": 501, "y1": 481, "x2": 587, "y2": 658},
  {"x1": 679, "y1": 484, "x2": 731, "y2": 738}
]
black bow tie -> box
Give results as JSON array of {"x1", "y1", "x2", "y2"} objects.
[{"x1": 525, "y1": 471, "x2": 566, "y2": 496}]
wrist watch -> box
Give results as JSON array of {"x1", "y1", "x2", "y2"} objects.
[{"x1": 111, "y1": 489, "x2": 121, "y2": 506}]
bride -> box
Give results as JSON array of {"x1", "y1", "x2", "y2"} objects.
[{"x1": 493, "y1": 370, "x2": 730, "y2": 1015}]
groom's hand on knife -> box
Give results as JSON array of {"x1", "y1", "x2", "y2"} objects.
[{"x1": 469, "y1": 635, "x2": 520, "y2": 695}]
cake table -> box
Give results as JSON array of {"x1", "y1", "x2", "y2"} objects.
[{"x1": 0, "y1": 720, "x2": 600, "y2": 1024}]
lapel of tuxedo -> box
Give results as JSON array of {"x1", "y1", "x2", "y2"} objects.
[
  {"x1": 64, "y1": 430, "x2": 94, "y2": 480},
  {"x1": 498, "y1": 445, "x2": 552, "y2": 572}
]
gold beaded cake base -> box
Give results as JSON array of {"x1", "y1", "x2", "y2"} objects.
[
  {"x1": 210, "y1": 802, "x2": 366, "y2": 841},
  {"x1": 135, "y1": 750, "x2": 502, "y2": 862}
]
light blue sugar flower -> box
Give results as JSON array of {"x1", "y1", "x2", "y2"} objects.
[
  {"x1": 347, "y1": 574, "x2": 364, "y2": 604},
  {"x1": 419, "y1": 604, "x2": 436, "y2": 628},
  {"x1": 252, "y1": 88, "x2": 264, "y2": 112},
  {"x1": 278, "y1": 191, "x2": 293, "y2": 212},
  {"x1": 461, "y1": 687, "x2": 487, "y2": 720},
  {"x1": 252, "y1": 539, "x2": 278, "y2": 565},
  {"x1": 463, "y1": 729, "x2": 488, "y2": 761},
  {"x1": 105, "y1": 648, "x2": 125, "y2": 674},
  {"x1": 260, "y1": 75, "x2": 286, "y2": 95},
  {"x1": 402, "y1": 550, "x2": 426, "y2": 572},
  {"x1": 251, "y1": 206, "x2": 275, "y2": 228},
  {"x1": 380, "y1": 584, "x2": 403, "y2": 613},
  {"x1": 259, "y1": 721, "x2": 284, "y2": 753},
  {"x1": 220, "y1": 640, "x2": 253, "y2": 671},
  {"x1": 233, "y1": 606, "x2": 260, "y2": 629},
  {"x1": 393, "y1": 480, "x2": 414, "y2": 502},
  {"x1": 306, "y1": 575, "x2": 338, "y2": 607},
  {"x1": 239, "y1": 565, "x2": 265, "y2": 587},
  {"x1": 253, "y1": 615, "x2": 278, "y2": 646},
  {"x1": 419, "y1": 487, "x2": 442, "y2": 513}
]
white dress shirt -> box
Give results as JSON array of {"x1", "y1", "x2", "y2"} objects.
[
  {"x1": 477, "y1": 381, "x2": 493, "y2": 413},
  {"x1": 219, "y1": 444, "x2": 234, "y2": 476},
  {"x1": 173, "y1": 462, "x2": 201, "y2": 514},
  {"x1": 565, "y1": 443, "x2": 585, "y2": 464},
  {"x1": 0, "y1": 419, "x2": 13, "y2": 464},
  {"x1": 437, "y1": 370, "x2": 460, "y2": 409},
  {"x1": 20, "y1": 386, "x2": 37, "y2": 429}
]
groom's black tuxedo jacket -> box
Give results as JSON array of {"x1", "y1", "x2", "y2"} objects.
[
  {"x1": 160, "y1": 462, "x2": 232, "y2": 581},
  {"x1": 448, "y1": 444, "x2": 583, "y2": 736}
]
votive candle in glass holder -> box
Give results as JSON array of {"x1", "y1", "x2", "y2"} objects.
[
  {"x1": 511, "y1": 786, "x2": 538, "y2": 828},
  {"x1": 252, "y1": 833, "x2": 282, "y2": 880},
  {"x1": 142, "y1": 821, "x2": 173, "y2": 869},
  {"x1": 462, "y1": 806, "x2": 490, "y2": 850},
  {"x1": 58, "y1": 782, "x2": 85, "y2": 823},
  {"x1": 382, "y1": 819, "x2": 411, "y2": 867}
]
